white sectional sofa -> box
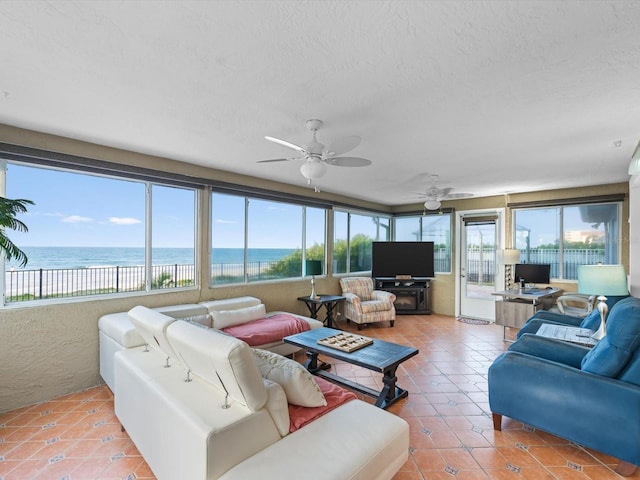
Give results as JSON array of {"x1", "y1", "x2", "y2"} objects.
[
  {"x1": 113, "y1": 303, "x2": 410, "y2": 480},
  {"x1": 98, "y1": 296, "x2": 323, "y2": 392}
]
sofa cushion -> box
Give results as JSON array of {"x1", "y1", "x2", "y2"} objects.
[
  {"x1": 155, "y1": 303, "x2": 209, "y2": 318},
  {"x1": 128, "y1": 306, "x2": 179, "y2": 365},
  {"x1": 618, "y1": 351, "x2": 640, "y2": 386},
  {"x1": 222, "y1": 313, "x2": 310, "y2": 346},
  {"x1": 200, "y1": 296, "x2": 262, "y2": 313},
  {"x1": 167, "y1": 321, "x2": 268, "y2": 411},
  {"x1": 99, "y1": 312, "x2": 145, "y2": 348},
  {"x1": 579, "y1": 308, "x2": 602, "y2": 330},
  {"x1": 581, "y1": 297, "x2": 640, "y2": 377},
  {"x1": 212, "y1": 304, "x2": 267, "y2": 329},
  {"x1": 253, "y1": 349, "x2": 326, "y2": 407},
  {"x1": 181, "y1": 314, "x2": 213, "y2": 328}
]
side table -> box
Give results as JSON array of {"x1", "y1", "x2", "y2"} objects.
[{"x1": 297, "y1": 294, "x2": 345, "y2": 329}]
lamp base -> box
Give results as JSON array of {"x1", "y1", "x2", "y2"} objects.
[
  {"x1": 591, "y1": 295, "x2": 608, "y2": 341},
  {"x1": 310, "y1": 276, "x2": 320, "y2": 300}
]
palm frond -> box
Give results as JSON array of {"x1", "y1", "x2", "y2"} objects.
[{"x1": 0, "y1": 197, "x2": 34, "y2": 267}]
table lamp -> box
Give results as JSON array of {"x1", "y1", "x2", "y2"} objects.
[
  {"x1": 499, "y1": 249, "x2": 521, "y2": 289},
  {"x1": 305, "y1": 260, "x2": 322, "y2": 299},
  {"x1": 577, "y1": 264, "x2": 629, "y2": 340}
]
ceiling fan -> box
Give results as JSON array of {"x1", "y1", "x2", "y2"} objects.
[
  {"x1": 259, "y1": 119, "x2": 372, "y2": 185},
  {"x1": 415, "y1": 175, "x2": 473, "y2": 210}
]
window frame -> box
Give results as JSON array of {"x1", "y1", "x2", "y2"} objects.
[
  {"x1": 1, "y1": 160, "x2": 200, "y2": 306},
  {"x1": 333, "y1": 208, "x2": 392, "y2": 276},
  {"x1": 210, "y1": 190, "x2": 328, "y2": 286},
  {"x1": 392, "y1": 211, "x2": 453, "y2": 274},
  {"x1": 511, "y1": 201, "x2": 622, "y2": 281}
]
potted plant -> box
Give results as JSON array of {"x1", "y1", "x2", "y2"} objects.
[{"x1": 0, "y1": 196, "x2": 34, "y2": 267}]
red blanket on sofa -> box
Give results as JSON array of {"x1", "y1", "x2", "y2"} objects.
[
  {"x1": 288, "y1": 377, "x2": 357, "y2": 432},
  {"x1": 221, "y1": 313, "x2": 310, "y2": 346}
]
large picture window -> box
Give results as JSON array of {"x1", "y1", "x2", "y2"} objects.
[
  {"x1": 2, "y1": 162, "x2": 197, "y2": 304},
  {"x1": 211, "y1": 192, "x2": 326, "y2": 285},
  {"x1": 333, "y1": 210, "x2": 391, "y2": 274},
  {"x1": 513, "y1": 202, "x2": 621, "y2": 280},
  {"x1": 394, "y1": 213, "x2": 452, "y2": 273}
]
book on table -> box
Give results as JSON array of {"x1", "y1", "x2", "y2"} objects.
[{"x1": 536, "y1": 323, "x2": 598, "y2": 347}]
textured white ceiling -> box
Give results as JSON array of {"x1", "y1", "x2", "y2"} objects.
[{"x1": 1, "y1": 0, "x2": 640, "y2": 205}]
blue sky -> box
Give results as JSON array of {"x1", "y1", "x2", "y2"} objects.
[
  {"x1": 6, "y1": 163, "x2": 324, "y2": 249},
  {"x1": 5, "y1": 163, "x2": 611, "y2": 250}
]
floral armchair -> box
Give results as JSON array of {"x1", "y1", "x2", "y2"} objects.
[{"x1": 339, "y1": 277, "x2": 396, "y2": 330}]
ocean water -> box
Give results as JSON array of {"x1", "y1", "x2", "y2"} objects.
[{"x1": 7, "y1": 247, "x2": 297, "y2": 271}]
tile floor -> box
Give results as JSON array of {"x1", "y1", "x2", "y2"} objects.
[{"x1": 1, "y1": 313, "x2": 639, "y2": 480}]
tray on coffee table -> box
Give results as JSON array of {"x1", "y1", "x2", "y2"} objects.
[{"x1": 317, "y1": 332, "x2": 373, "y2": 353}]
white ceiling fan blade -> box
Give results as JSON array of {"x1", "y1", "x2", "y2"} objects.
[
  {"x1": 324, "y1": 156, "x2": 372, "y2": 167},
  {"x1": 442, "y1": 192, "x2": 474, "y2": 199},
  {"x1": 257, "y1": 157, "x2": 298, "y2": 163},
  {"x1": 326, "y1": 136, "x2": 361, "y2": 156},
  {"x1": 265, "y1": 136, "x2": 307, "y2": 153}
]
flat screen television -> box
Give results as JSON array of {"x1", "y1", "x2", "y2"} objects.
[
  {"x1": 372, "y1": 241, "x2": 435, "y2": 279},
  {"x1": 514, "y1": 263, "x2": 551, "y2": 285}
]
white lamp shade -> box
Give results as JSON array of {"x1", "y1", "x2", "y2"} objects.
[
  {"x1": 500, "y1": 249, "x2": 521, "y2": 265},
  {"x1": 577, "y1": 264, "x2": 629, "y2": 296},
  {"x1": 300, "y1": 161, "x2": 326, "y2": 180},
  {"x1": 424, "y1": 199, "x2": 441, "y2": 210}
]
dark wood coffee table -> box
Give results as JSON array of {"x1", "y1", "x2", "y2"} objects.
[{"x1": 284, "y1": 327, "x2": 419, "y2": 409}]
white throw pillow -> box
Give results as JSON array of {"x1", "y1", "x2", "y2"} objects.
[
  {"x1": 252, "y1": 349, "x2": 327, "y2": 407},
  {"x1": 212, "y1": 304, "x2": 266, "y2": 329}
]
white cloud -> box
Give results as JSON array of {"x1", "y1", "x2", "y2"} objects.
[
  {"x1": 62, "y1": 215, "x2": 93, "y2": 223},
  {"x1": 109, "y1": 217, "x2": 142, "y2": 225},
  {"x1": 216, "y1": 219, "x2": 237, "y2": 224}
]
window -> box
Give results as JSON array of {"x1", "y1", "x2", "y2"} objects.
[
  {"x1": 211, "y1": 192, "x2": 326, "y2": 285},
  {"x1": 151, "y1": 185, "x2": 196, "y2": 289},
  {"x1": 513, "y1": 202, "x2": 621, "y2": 280},
  {"x1": 333, "y1": 210, "x2": 391, "y2": 274},
  {"x1": 394, "y1": 213, "x2": 452, "y2": 273},
  {"x1": 2, "y1": 162, "x2": 197, "y2": 304}
]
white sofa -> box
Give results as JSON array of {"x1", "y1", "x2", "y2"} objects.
[
  {"x1": 98, "y1": 296, "x2": 323, "y2": 392},
  {"x1": 115, "y1": 305, "x2": 410, "y2": 480}
]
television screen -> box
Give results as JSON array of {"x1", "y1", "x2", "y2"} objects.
[
  {"x1": 514, "y1": 263, "x2": 551, "y2": 285},
  {"x1": 372, "y1": 241, "x2": 435, "y2": 279}
]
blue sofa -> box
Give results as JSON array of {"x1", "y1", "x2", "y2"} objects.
[
  {"x1": 516, "y1": 295, "x2": 629, "y2": 338},
  {"x1": 488, "y1": 296, "x2": 640, "y2": 476}
]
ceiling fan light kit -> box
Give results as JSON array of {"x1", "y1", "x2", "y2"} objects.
[
  {"x1": 424, "y1": 199, "x2": 442, "y2": 210},
  {"x1": 260, "y1": 119, "x2": 372, "y2": 187},
  {"x1": 415, "y1": 174, "x2": 473, "y2": 211},
  {"x1": 300, "y1": 160, "x2": 327, "y2": 181}
]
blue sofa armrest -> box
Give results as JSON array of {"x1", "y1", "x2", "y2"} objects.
[
  {"x1": 489, "y1": 351, "x2": 640, "y2": 467},
  {"x1": 528, "y1": 310, "x2": 584, "y2": 326},
  {"x1": 508, "y1": 333, "x2": 589, "y2": 368}
]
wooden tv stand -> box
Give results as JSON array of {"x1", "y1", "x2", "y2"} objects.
[{"x1": 374, "y1": 277, "x2": 432, "y2": 315}]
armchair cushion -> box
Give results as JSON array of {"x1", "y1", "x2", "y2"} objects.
[
  {"x1": 340, "y1": 277, "x2": 374, "y2": 301},
  {"x1": 360, "y1": 301, "x2": 394, "y2": 314},
  {"x1": 581, "y1": 297, "x2": 640, "y2": 377}
]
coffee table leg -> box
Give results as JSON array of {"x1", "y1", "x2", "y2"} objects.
[
  {"x1": 303, "y1": 351, "x2": 331, "y2": 372},
  {"x1": 375, "y1": 365, "x2": 408, "y2": 408}
]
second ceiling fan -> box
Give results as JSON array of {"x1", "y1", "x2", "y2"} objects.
[{"x1": 259, "y1": 119, "x2": 372, "y2": 185}]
